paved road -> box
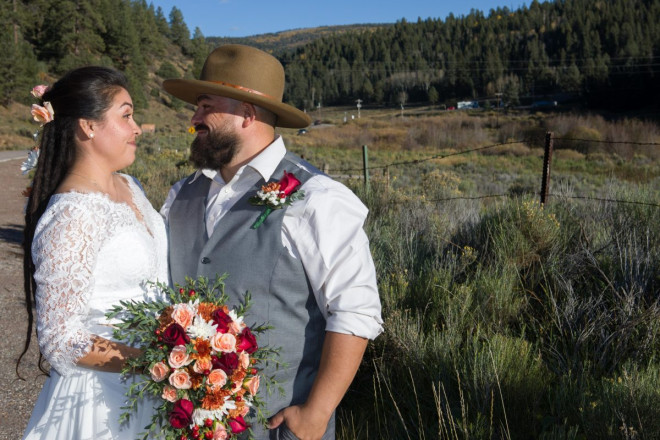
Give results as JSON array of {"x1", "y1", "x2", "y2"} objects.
[
  {"x1": 0, "y1": 150, "x2": 28, "y2": 162},
  {"x1": 0, "y1": 154, "x2": 45, "y2": 439}
]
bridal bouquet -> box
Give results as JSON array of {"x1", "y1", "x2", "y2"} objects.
[{"x1": 106, "y1": 275, "x2": 281, "y2": 440}]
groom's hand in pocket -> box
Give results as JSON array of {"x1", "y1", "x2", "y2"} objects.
[{"x1": 268, "y1": 403, "x2": 329, "y2": 440}]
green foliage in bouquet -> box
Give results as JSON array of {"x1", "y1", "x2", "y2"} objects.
[{"x1": 106, "y1": 275, "x2": 284, "y2": 440}]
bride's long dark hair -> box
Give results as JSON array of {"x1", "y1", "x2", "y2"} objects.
[{"x1": 17, "y1": 66, "x2": 129, "y2": 377}]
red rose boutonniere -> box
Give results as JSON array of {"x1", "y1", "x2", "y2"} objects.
[{"x1": 248, "y1": 171, "x2": 305, "y2": 229}]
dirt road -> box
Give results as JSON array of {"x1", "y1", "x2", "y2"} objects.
[{"x1": 0, "y1": 152, "x2": 44, "y2": 439}]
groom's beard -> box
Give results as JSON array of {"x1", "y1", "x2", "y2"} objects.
[{"x1": 189, "y1": 124, "x2": 240, "y2": 170}]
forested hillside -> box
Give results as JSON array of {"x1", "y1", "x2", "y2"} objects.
[
  {"x1": 0, "y1": 0, "x2": 208, "y2": 109},
  {"x1": 1, "y1": 0, "x2": 658, "y2": 113},
  {"x1": 280, "y1": 0, "x2": 660, "y2": 110}
]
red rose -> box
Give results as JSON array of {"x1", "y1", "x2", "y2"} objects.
[
  {"x1": 162, "y1": 323, "x2": 189, "y2": 347},
  {"x1": 237, "y1": 327, "x2": 258, "y2": 354},
  {"x1": 278, "y1": 171, "x2": 301, "y2": 196},
  {"x1": 212, "y1": 352, "x2": 239, "y2": 375},
  {"x1": 228, "y1": 416, "x2": 248, "y2": 434},
  {"x1": 169, "y1": 399, "x2": 193, "y2": 429},
  {"x1": 211, "y1": 309, "x2": 232, "y2": 334}
]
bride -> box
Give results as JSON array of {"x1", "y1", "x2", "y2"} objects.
[{"x1": 18, "y1": 66, "x2": 168, "y2": 439}]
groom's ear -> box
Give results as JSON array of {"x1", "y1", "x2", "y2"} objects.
[{"x1": 240, "y1": 103, "x2": 257, "y2": 128}]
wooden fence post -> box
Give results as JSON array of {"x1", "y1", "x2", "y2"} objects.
[
  {"x1": 540, "y1": 131, "x2": 554, "y2": 206},
  {"x1": 362, "y1": 145, "x2": 370, "y2": 191}
]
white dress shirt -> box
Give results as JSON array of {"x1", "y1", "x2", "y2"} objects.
[{"x1": 161, "y1": 136, "x2": 383, "y2": 340}]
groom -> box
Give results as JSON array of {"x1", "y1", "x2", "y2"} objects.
[{"x1": 160, "y1": 44, "x2": 383, "y2": 439}]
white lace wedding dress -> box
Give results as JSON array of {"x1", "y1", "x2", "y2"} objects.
[{"x1": 23, "y1": 175, "x2": 168, "y2": 440}]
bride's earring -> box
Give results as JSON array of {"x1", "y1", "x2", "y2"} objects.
[{"x1": 89, "y1": 132, "x2": 95, "y2": 139}]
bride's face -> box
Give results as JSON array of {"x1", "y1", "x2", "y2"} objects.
[{"x1": 90, "y1": 88, "x2": 142, "y2": 171}]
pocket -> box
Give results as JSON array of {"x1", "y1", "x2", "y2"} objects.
[{"x1": 276, "y1": 423, "x2": 300, "y2": 440}]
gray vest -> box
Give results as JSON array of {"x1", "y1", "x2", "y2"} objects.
[{"x1": 169, "y1": 153, "x2": 334, "y2": 439}]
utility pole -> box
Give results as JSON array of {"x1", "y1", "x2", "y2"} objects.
[{"x1": 495, "y1": 92, "x2": 503, "y2": 128}]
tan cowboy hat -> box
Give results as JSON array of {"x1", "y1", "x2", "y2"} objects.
[{"x1": 163, "y1": 44, "x2": 311, "y2": 129}]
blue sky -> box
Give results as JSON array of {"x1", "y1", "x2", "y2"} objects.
[{"x1": 148, "y1": 0, "x2": 529, "y2": 38}]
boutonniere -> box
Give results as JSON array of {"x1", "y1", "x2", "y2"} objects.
[{"x1": 248, "y1": 171, "x2": 305, "y2": 229}]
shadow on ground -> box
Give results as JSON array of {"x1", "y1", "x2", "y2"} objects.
[{"x1": 0, "y1": 224, "x2": 23, "y2": 245}]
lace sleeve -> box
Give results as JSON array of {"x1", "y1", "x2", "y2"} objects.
[{"x1": 32, "y1": 196, "x2": 109, "y2": 376}]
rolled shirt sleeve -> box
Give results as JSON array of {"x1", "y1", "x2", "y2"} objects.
[{"x1": 283, "y1": 174, "x2": 383, "y2": 340}]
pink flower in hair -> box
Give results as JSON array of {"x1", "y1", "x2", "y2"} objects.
[{"x1": 31, "y1": 85, "x2": 49, "y2": 99}]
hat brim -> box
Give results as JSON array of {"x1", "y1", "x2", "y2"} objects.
[{"x1": 163, "y1": 79, "x2": 311, "y2": 129}]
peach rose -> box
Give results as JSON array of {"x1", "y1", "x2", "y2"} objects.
[
  {"x1": 239, "y1": 352, "x2": 250, "y2": 369},
  {"x1": 239, "y1": 405, "x2": 250, "y2": 417},
  {"x1": 207, "y1": 369, "x2": 228, "y2": 388},
  {"x1": 162, "y1": 385, "x2": 178, "y2": 402},
  {"x1": 149, "y1": 361, "x2": 170, "y2": 382},
  {"x1": 211, "y1": 332, "x2": 236, "y2": 353},
  {"x1": 171, "y1": 303, "x2": 196, "y2": 329},
  {"x1": 228, "y1": 321, "x2": 245, "y2": 335},
  {"x1": 31, "y1": 102, "x2": 54, "y2": 124},
  {"x1": 169, "y1": 345, "x2": 192, "y2": 369},
  {"x1": 193, "y1": 357, "x2": 213, "y2": 374},
  {"x1": 169, "y1": 369, "x2": 192, "y2": 390},
  {"x1": 213, "y1": 423, "x2": 228, "y2": 440},
  {"x1": 244, "y1": 375, "x2": 260, "y2": 396}
]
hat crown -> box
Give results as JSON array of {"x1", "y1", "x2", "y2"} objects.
[{"x1": 200, "y1": 45, "x2": 285, "y2": 102}]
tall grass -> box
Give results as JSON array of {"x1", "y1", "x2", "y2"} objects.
[{"x1": 342, "y1": 179, "x2": 660, "y2": 439}]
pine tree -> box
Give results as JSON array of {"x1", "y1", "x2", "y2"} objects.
[
  {"x1": 0, "y1": 0, "x2": 38, "y2": 105},
  {"x1": 168, "y1": 6, "x2": 191, "y2": 55},
  {"x1": 190, "y1": 27, "x2": 209, "y2": 79},
  {"x1": 40, "y1": 0, "x2": 106, "y2": 72}
]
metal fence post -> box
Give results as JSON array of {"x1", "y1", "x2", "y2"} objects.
[
  {"x1": 362, "y1": 145, "x2": 370, "y2": 191},
  {"x1": 540, "y1": 131, "x2": 554, "y2": 206}
]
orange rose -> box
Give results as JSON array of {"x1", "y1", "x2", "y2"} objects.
[
  {"x1": 169, "y1": 345, "x2": 192, "y2": 369},
  {"x1": 150, "y1": 361, "x2": 170, "y2": 382},
  {"x1": 243, "y1": 375, "x2": 260, "y2": 396},
  {"x1": 162, "y1": 385, "x2": 178, "y2": 402},
  {"x1": 207, "y1": 369, "x2": 228, "y2": 388},
  {"x1": 172, "y1": 303, "x2": 196, "y2": 329},
  {"x1": 169, "y1": 369, "x2": 192, "y2": 390},
  {"x1": 211, "y1": 333, "x2": 236, "y2": 353}
]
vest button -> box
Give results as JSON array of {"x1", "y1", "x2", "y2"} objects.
[{"x1": 201, "y1": 257, "x2": 211, "y2": 264}]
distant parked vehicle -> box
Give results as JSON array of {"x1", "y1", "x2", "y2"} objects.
[
  {"x1": 297, "y1": 128, "x2": 307, "y2": 135},
  {"x1": 457, "y1": 100, "x2": 479, "y2": 109}
]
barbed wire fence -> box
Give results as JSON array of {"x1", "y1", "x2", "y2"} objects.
[{"x1": 328, "y1": 132, "x2": 660, "y2": 209}]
